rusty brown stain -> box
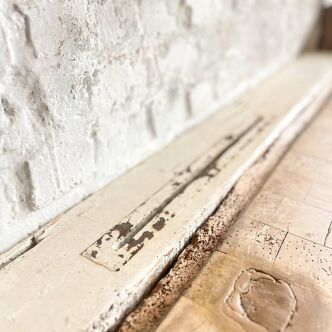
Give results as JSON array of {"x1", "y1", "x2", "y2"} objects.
[
  {"x1": 124, "y1": 231, "x2": 155, "y2": 264},
  {"x1": 96, "y1": 238, "x2": 103, "y2": 247},
  {"x1": 91, "y1": 250, "x2": 98, "y2": 258},
  {"x1": 127, "y1": 231, "x2": 154, "y2": 251},
  {"x1": 108, "y1": 221, "x2": 133, "y2": 240},
  {"x1": 91, "y1": 221, "x2": 133, "y2": 249},
  {"x1": 152, "y1": 217, "x2": 166, "y2": 231}
]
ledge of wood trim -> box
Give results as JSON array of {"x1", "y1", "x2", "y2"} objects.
[{"x1": 1, "y1": 53, "x2": 332, "y2": 332}]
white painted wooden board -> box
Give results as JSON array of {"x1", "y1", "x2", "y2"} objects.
[{"x1": 0, "y1": 54, "x2": 332, "y2": 332}]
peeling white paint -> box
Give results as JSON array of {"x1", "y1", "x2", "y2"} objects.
[{"x1": 0, "y1": 0, "x2": 322, "y2": 252}]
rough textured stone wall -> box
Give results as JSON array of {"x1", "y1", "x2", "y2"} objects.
[{"x1": 0, "y1": 0, "x2": 321, "y2": 252}]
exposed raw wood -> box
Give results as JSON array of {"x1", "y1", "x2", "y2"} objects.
[{"x1": 0, "y1": 55, "x2": 332, "y2": 332}]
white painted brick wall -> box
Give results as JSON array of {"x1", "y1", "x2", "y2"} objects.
[{"x1": 0, "y1": 0, "x2": 321, "y2": 252}]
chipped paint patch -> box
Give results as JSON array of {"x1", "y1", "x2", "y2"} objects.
[
  {"x1": 82, "y1": 118, "x2": 264, "y2": 271},
  {"x1": 82, "y1": 210, "x2": 175, "y2": 271}
]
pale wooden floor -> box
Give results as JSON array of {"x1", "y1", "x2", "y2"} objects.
[{"x1": 157, "y1": 99, "x2": 332, "y2": 332}]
